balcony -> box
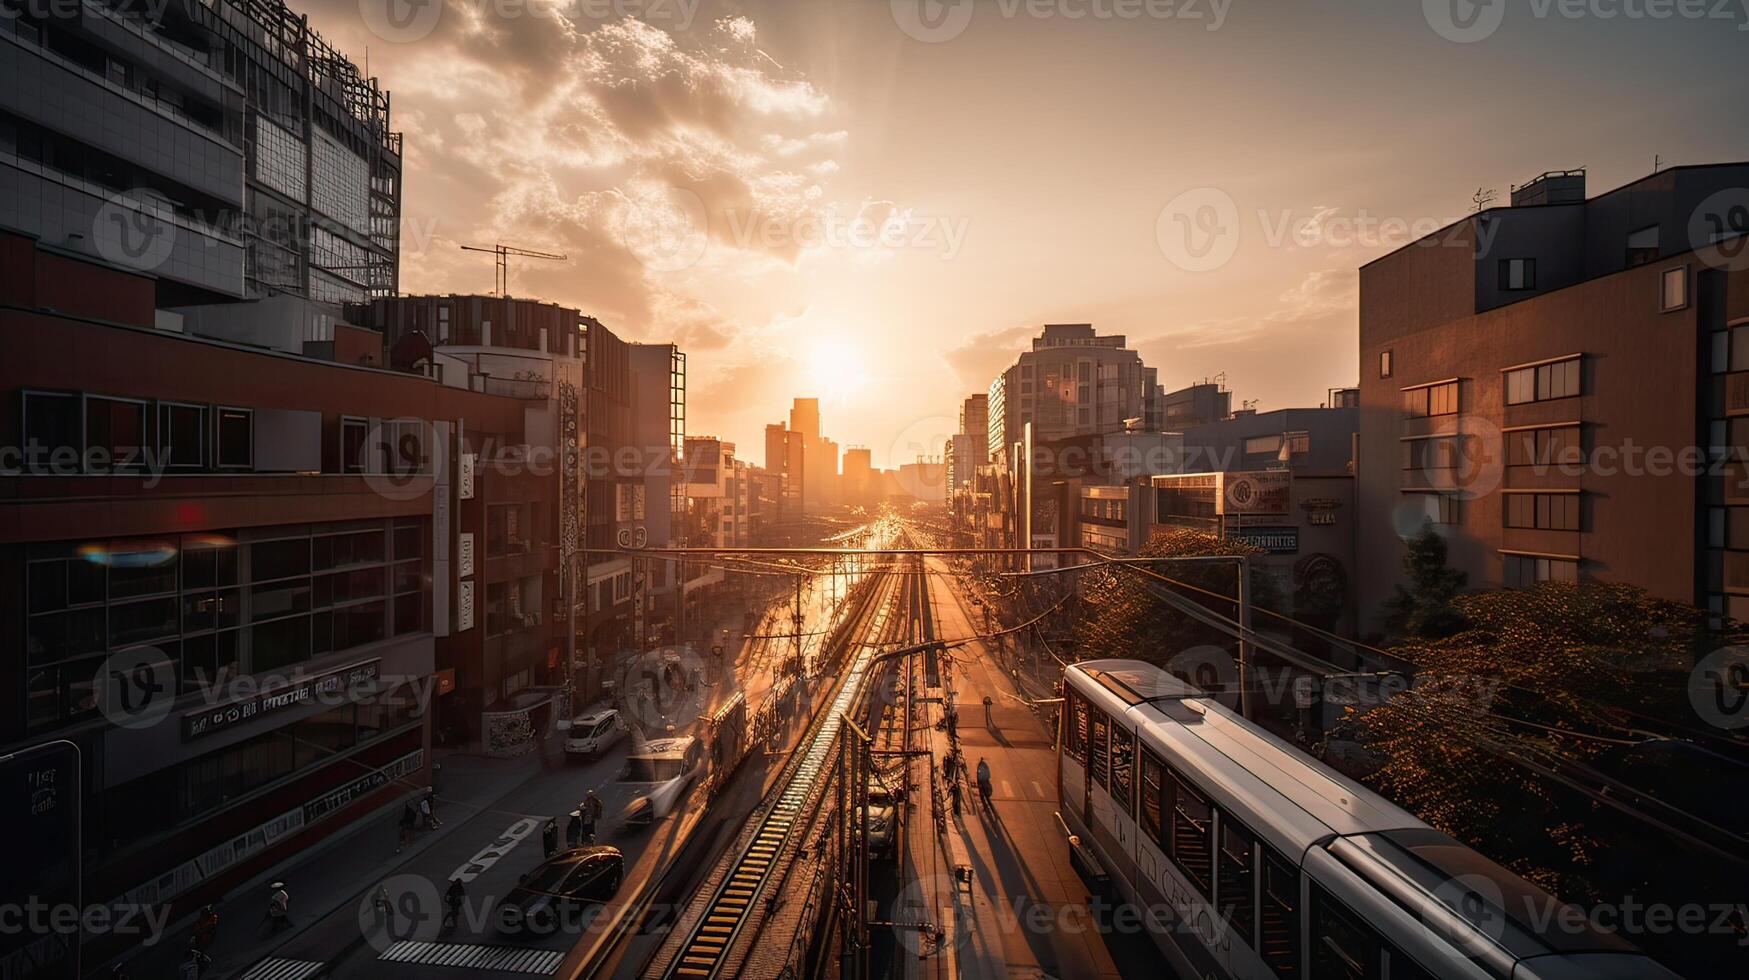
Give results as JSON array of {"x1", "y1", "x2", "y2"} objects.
[{"x1": 479, "y1": 377, "x2": 550, "y2": 400}]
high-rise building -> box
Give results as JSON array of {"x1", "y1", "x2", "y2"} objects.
[
  {"x1": 842, "y1": 447, "x2": 873, "y2": 509},
  {"x1": 987, "y1": 324, "x2": 1163, "y2": 459},
  {"x1": 3, "y1": 0, "x2": 402, "y2": 305},
  {"x1": 1355, "y1": 164, "x2": 1749, "y2": 625},
  {"x1": 790, "y1": 397, "x2": 821, "y2": 443}
]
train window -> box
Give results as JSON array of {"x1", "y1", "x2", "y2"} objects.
[
  {"x1": 1110, "y1": 728, "x2": 1134, "y2": 816},
  {"x1": 1066, "y1": 691, "x2": 1087, "y2": 763},
  {"x1": 1166, "y1": 768, "x2": 1213, "y2": 897},
  {"x1": 1384, "y1": 950, "x2": 1436, "y2": 980},
  {"x1": 1312, "y1": 884, "x2": 1383, "y2": 980},
  {"x1": 1140, "y1": 748, "x2": 1164, "y2": 842},
  {"x1": 1089, "y1": 709, "x2": 1110, "y2": 789},
  {"x1": 1259, "y1": 846, "x2": 1301, "y2": 979},
  {"x1": 1217, "y1": 818, "x2": 1257, "y2": 949}
]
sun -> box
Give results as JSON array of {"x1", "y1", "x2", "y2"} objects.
[{"x1": 803, "y1": 338, "x2": 871, "y2": 401}]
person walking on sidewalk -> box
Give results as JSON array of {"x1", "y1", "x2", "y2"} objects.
[
  {"x1": 421, "y1": 788, "x2": 441, "y2": 829},
  {"x1": 976, "y1": 757, "x2": 993, "y2": 812},
  {"x1": 542, "y1": 819, "x2": 558, "y2": 857},
  {"x1": 398, "y1": 802, "x2": 416, "y2": 851},
  {"x1": 372, "y1": 884, "x2": 393, "y2": 931},
  {"x1": 948, "y1": 774, "x2": 962, "y2": 816},
  {"x1": 266, "y1": 882, "x2": 290, "y2": 930},
  {"x1": 567, "y1": 809, "x2": 584, "y2": 848},
  {"x1": 442, "y1": 878, "x2": 466, "y2": 933},
  {"x1": 982, "y1": 695, "x2": 994, "y2": 728}
]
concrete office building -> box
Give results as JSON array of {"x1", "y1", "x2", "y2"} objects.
[
  {"x1": 1356, "y1": 164, "x2": 1749, "y2": 626},
  {"x1": 986, "y1": 324, "x2": 1165, "y2": 464},
  {"x1": 2, "y1": 0, "x2": 401, "y2": 305}
]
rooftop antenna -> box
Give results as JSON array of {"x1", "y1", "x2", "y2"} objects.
[
  {"x1": 1654, "y1": 154, "x2": 1662, "y2": 173},
  {"x1": 459, "y1": 242, "x2": 568, "y2": 297},
  {"x1": 1471, "y1": 187, "x2": 1497, "y2": 212}
]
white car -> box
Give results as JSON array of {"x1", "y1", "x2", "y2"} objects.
[
  {"x1": 620, "y1": 736, "x2": 704, "y2": 825},
  {"x1": 564, "y1": 709, "x2": 627, "y2": 759}
]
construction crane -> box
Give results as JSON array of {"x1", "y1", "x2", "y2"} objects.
[{"x1": 459, "y1": 242, "x2": 568, "y2": 297}]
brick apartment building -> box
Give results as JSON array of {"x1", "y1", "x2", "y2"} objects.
[
  {"x1": 1357, "y1": 164, "x2": 1749, "y2": 627},
  {"x1": 0, "y1": 230, "x2": 537, "y2": 969}
]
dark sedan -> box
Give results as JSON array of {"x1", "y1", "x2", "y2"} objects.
[{"x1": 496, "y1": 846, "x2": 624, "y2": 934}]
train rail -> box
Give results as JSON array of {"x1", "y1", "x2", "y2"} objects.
[{"x1": 649, "y1": 555, "x2": 913, "y2": 978}]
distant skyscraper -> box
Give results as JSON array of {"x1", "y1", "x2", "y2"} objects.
[
  {"x1": 987, "y1": 324, "x2": 1163, "y2": 459},
  {"x1": 790, "y1": 397, "x2": 821, "y2": 443}
]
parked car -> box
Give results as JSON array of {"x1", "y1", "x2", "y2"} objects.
[
  {"x1": 564, "y1": 709, "x2": 626, "y2": 760},
  {"x1": 497, "y1": 846, "x2": 624, "y2": 931}
]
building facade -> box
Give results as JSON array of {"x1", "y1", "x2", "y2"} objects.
[{"x1": 1355, "y1": 164, "x2": 1749, "y2": 627}]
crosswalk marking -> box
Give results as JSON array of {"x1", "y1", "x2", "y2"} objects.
[
  {"x1": 238, "y1": 957, "x2": 324, "y2": 980},
  {"x1": 1032, "y1": 780, "x2": 1047, "y2": 799},
  {"x1": 378, "y1": 940, "x2": 564, "y2": 975},
  {"x1": 1001, "y1": 780, "x2": 1014, "y2": 798}
]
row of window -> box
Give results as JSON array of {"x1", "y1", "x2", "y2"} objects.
[
  {"x1": 22, "y1": 392, "x2": 254, "y2": 471},
  {"x1": 1504, "y1": 492, "x2": 1580, "y2": 531},
  {"x1": 1402, "y1": 382, "x2": 1459, "y2": 419},
  {"x1": 1503, "y1": 554, "x2": 1579, "y2": 587},
  {"x1": 1063, "y1": 690, "x2": 1438, "y2": 979},
  {"x1": 1382, "y1": 356, "x2": 1585, "y2": 410}
]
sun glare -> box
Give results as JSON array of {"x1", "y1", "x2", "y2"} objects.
[{"x1": 803, "y1": 338, "x2": 871, "y2": 400}]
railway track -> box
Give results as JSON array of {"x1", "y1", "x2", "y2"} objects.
[{"x1": 650, "y1": 546, "x2": 915, "y2": 979}]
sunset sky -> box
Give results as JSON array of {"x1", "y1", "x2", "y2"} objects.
[{"x1": 304, "y1": 0, "x2": 1745, "y2": 468}]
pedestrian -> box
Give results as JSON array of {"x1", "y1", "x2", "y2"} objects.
[
  {"x1": 443, "y1": 878, "x2": 466, "y2": 932},
  {"x1": 983, "y1": 695, "x2": 994, "y2": 727},
  {"x1": 191, "y1": 904, "x2": 218, "y2": 951},
  {"x1": 266, "y1": 882, "x2": 289, "y2": 930},
  {"x1": 567, "y1": 809, "x2": 583, "y2": 847},
  {"x1": 948, "y1": 776, "x2": 962, "y2": 816},
  {"x1": 179, "y1": 944, "x2": 211, "y2": 980},
  {"x1": 398, "y1": 802, "x2": 416, "y2": 851},
  {"x1": 372, "y1": 884, "x2": 393, "y2": 930},
  {"x1": 422, "y1": 788, "x2": 442, "y2": 828},
  {"x1": 542, "y1": 818, "x2": 558, "y2": 857},
  {"x1": 976, "y1": 757, "x2": 993, "y2": 811},
  {"x1": 582, "y1": 790, "x2": 603, "y2": 843}
]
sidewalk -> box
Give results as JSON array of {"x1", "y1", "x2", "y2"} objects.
[{"x1": 115, "y1": 744, "x2": 558, "y2": 980}]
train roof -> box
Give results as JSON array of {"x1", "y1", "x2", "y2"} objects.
[{"x1": 1069, "y1": 659, "x2": 1427, "y2": 845}]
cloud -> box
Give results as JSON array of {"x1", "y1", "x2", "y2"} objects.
[
  {"x1": 300, "y1": 4, "x2": 846, "y2": 345},
  {"x1": 941, "y1": 324, "x2": 1035, "y2": 389}
]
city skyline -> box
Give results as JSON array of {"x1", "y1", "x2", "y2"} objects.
[{"x1": 290, "y1": 0, "x2": 1745, "y2": 468}]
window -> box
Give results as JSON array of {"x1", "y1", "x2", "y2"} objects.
[
  {"x1": 1507, "y1": 425, "x2": 1582, "y2": 468},
  {"x1": 1245, "y1": 435, "x2": 1282, "y2": 456},
  {"x1": 85, "y1": 396, "x2": 147, "y2": 470},
  {"x1": 1626, "y1": 225, "x2": 1660, "y2": 266},
  {"x1": 1504, "y1": 492, "x2": 1579, "y2": 531},
  {"x1": 1285, "y1": 431, "x2": 1310, "y2": 456},
  {"x1": 1379, "y1": 350, "x2": 1393, "y2": 379},
  {"x1": 341, "y1": 417, "x2": 368, "y2": 474},
  {"x1": 1066, "y1": 691, "x2": 1087, "y2": 762},
  {"x1": 1661, "y1": 266, "x2": 1688, "y2": 312},
  {"x1": 1504, "y1": 554, "x2": 1580, "y2": 587},
  {"x1": 1260, "y1": 846, "x2": 1300, "y2": 978},
  {"x1": 1139, "y1": 748, "x2": 1164, "y2": 843},
  {"x1": 1403, "y1": 381, "x2": 1459, "y2": 418},
  {"x1": 1311, "y1": 885, "x2": 1381, "y2": 980},
  {"x1": 159, "y1": 403, "x2": 207, "y2": 468},
  {"x1": 1089, "y1": 708, "x2": 1109, "y2": 789},
  {"x1": 216, "y1": 408, "x2": 252, "y2": 468},
  {"x1": 1504, "y1": 357, "x2": 1579, "y2": 405},
  {"x1": 1167, "y1": 768, "x2": 1213, "y2": 897},
  {"x1": 1217, "y1": 818, "x2": 1258, "y2": 949},
  {"x1": 1404, "y1": 492, "x2": 1461, "y2": 525},
  {"x1": 1109, "y1": 728, "x2": 1133, "y2": 816},
  {"x1": 384, "y1": 420, "x2": 428, "y2": 476},
  {"x1": 22, "y1": 392, "x2": 80, "y2": 473},
  {"x1": 1500, "y1": 257, "x2": 1536, "y2": 291}
]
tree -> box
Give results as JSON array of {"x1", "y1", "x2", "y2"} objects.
[
  {"x1": 1073, "y1": 526, "x2": 1274, "y2": 663},
  {"x1": 1378, "y1": 521, "x2": 1469, "y2": 639}
]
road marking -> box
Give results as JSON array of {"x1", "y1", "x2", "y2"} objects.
[
  {"x1": 238, "y1": 958, "x2": 324, "y2": 980},
  {"x1": 450, "y1": 816, "x2": 540, "y2": 882},
  {"x1": 379, "y1": 940, "x2": 563, "y2": 974},
  {"x1": 1001, "y1": 780, "x2": 1014, "y2": 798},
  {"x1": 1032, "y1": 781, "x2": 1047, "y2": 799}
]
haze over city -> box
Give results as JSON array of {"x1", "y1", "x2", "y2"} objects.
[{"x1": 285, "y1": 0, "x2": 1745, "y2": 467}]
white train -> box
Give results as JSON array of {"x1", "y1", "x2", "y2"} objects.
[{"x1": 1058, "y1": 660, "x2": 1679, "y2": 980}]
